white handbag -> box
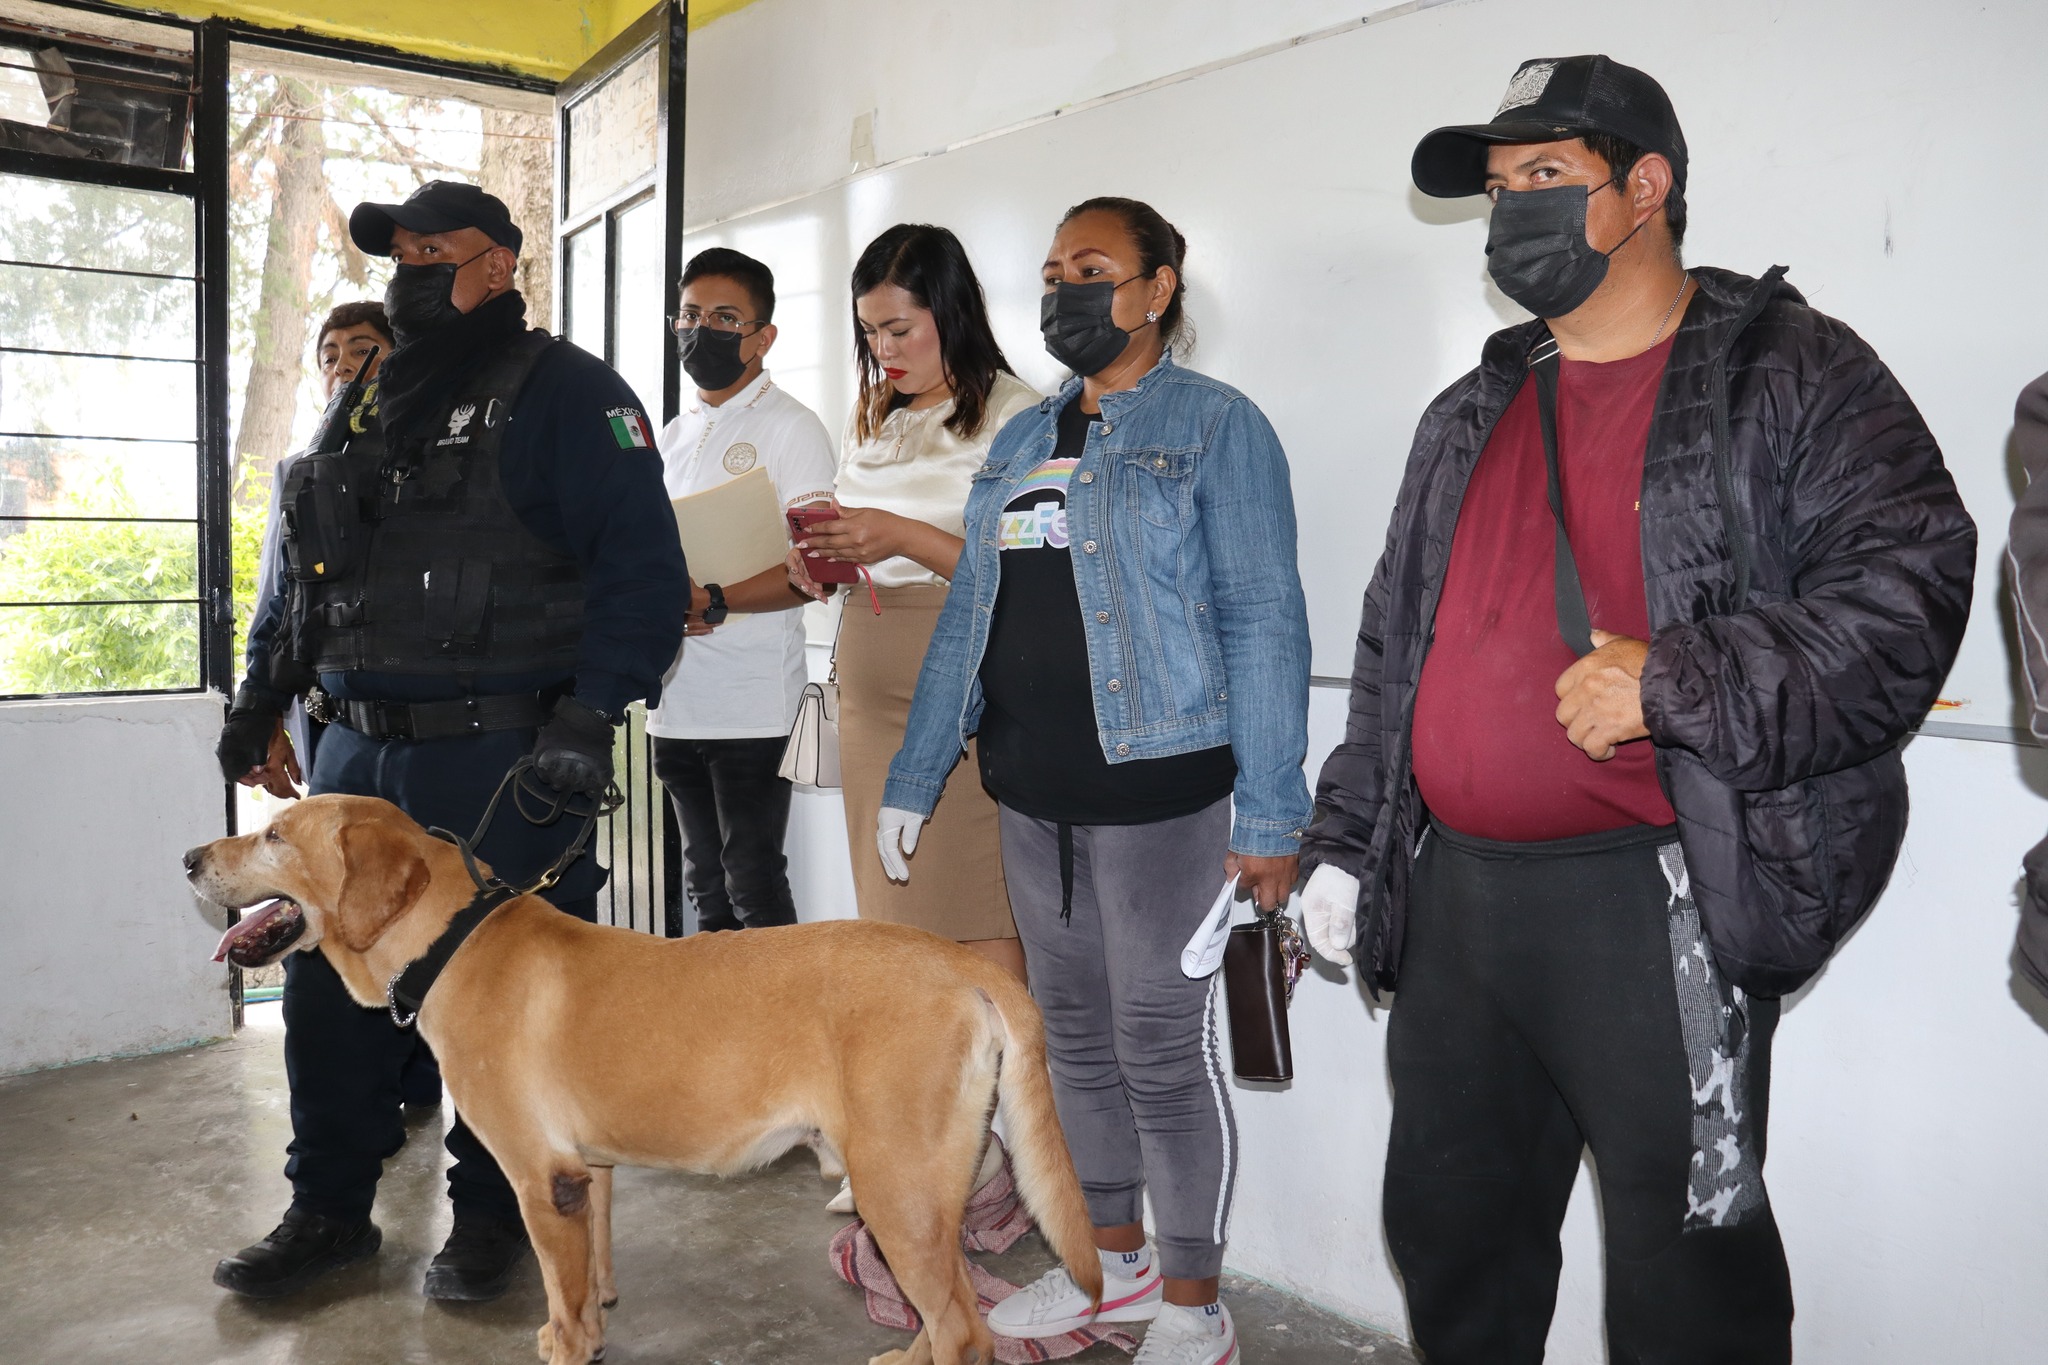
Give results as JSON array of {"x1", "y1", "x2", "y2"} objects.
[{"x1": 779, "y1": 677, "x2": 841, "y2": 788}]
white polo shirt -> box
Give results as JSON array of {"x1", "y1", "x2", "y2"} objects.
[{"x1": 644, "y1": 370, "x2": 837, "y2": 740}]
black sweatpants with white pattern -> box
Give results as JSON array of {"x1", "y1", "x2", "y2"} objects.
[{"x1": 1385, "y1": 819, "x2": 1792, "y2": 1364}]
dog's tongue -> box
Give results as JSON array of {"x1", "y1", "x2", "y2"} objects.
[{"x1": 211, "y1": 899, "x2": 305, "y2": 966}]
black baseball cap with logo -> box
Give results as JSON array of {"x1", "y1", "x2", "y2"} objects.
[
  {"x1": 1412, "y1": 54, "x2": 1687, "y2": 199},
  {"x1": 349, "y1": 180, "x2": 524, "y2": 256}
]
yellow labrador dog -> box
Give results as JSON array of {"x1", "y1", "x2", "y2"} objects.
[{"x1": 187, "y1": 793, "x2": 1099, "y2": 1365}]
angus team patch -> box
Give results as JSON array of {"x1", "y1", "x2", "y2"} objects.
[{"x1": 607, "y1": 407, "x2": 653, "y2": 449}]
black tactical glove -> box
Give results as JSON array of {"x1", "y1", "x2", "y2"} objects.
[
  {"x1": 216, "y1": 684, "x2": 284, "y2": 782},
  {"x1": 532, "y1": 695, "x2": 617, "y2": 797}
]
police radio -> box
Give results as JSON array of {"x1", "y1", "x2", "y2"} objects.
[
  {"x1": 280, "y1": 345, "x2": 379, "y2": 588},
  {"x1": 273, "y1": 346, "x2": 381, "y2": 690}
]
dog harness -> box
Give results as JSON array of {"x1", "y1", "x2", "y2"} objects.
[
  {"x1": 386, "y1": 881, "x2": 518, "y2": 1028},
  {"x1": 384, "y1": 758, "x2": 620, "y2": 1028}
]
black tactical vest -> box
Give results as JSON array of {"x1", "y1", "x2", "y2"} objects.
[{"x1": 279, "y1": 331, "x2": 585, "y2": 677}]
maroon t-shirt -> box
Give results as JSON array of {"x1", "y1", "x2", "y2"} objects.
[{"x1": 1411, "y1": 334, "x2": 1679, "y2": 842}]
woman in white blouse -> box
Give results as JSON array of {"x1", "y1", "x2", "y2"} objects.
[{"x1": 791, "y1": 224, "x2": 1039, "y2": 983}]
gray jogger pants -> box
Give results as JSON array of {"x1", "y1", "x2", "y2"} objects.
[{"x1": 998, "y1": 797, "x2": 1238, "y2": 1280}]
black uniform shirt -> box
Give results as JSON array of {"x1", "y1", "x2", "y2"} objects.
[{"x1": 244, "y1": 335, "x2": 687, "y2": 717}]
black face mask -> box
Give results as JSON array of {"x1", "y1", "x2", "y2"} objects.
[
  {"x1": 383, "y1": 248, "x2": 493, "y2": 344},
  {"x1": 1484, "y1": 182, "x2": 1646, "y2": 319},
  {"x1": 1039, "y1": 277, "x2": 1153, "y2": 377},
  {"x1": 677, "y1": 325, "x2": 750, "y2": 392}
]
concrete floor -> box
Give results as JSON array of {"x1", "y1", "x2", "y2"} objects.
[{"x1": 0, "y1": 1005, "x2": 1415, "y2": 1364}]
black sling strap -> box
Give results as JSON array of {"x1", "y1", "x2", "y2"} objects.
[{"x1": 1529, "y1": 338, "x2": 1596, "y2": 658}]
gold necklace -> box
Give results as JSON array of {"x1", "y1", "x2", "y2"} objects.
[{"x1": 885, "y1": 403, "x2": 941, "y2": 462}]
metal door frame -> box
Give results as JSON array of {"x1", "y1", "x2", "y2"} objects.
[{"x1": 553, "y1": 2, "x2": 688, "y2": 935}]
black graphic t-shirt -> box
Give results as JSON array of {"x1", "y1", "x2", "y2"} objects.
[{"x1": 978, "y1": 398, "x2": 1235, "y2": 825}]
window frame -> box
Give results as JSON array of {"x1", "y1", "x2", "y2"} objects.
[
  {"x1": 6, "y1": 3, "x2": 685, "y2": 941},
  {"x1": 0, "y1": 1, "x2": 555, "y2": 704}
]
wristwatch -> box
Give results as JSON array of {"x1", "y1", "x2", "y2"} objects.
[{"x1": 701, "y1": 582, "x2": 729, "y2": 626}]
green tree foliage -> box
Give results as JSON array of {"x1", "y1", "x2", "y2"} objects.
[
  {"x1": 0, "y1": 465, "x2": 267, "y2": 694},
  {"x1": 0, "y1": 468, "x2": 193, "y2": 693}
]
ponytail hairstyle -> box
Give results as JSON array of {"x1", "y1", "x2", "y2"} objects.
[
  {"x1": 850, "y1": 224, "x2": 1013, "y2": 444},
  {"x1": 1058, "y1": 196, "x2": 1193, "y2": 355}
]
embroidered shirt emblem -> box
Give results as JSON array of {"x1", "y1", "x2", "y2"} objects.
[
  {"x1": 607, "y1": 408, "x2": 653, "y2": 449},
  {"x1": 722, "y1": 442, "x2": 758, "y2": 474},
  {"x1": 435, "y1": 401, "x2": 477, "y2": 447}
]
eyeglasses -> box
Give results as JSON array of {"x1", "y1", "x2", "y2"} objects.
[{"x1": 670, "y1": 308, "x2": 763, "y2": 336}]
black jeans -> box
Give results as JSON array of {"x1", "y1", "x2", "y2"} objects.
[
  {"x1": 284, "y1": 720, "x2": 600, "y2": 1224},
  {"x1": 651, "y1": 735, "x2": 797, "y2": 934},
  {"x1": 1384, "y1": 821, "x2": 1793, "y2": 1365}
]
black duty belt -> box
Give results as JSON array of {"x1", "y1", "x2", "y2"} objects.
[{"x1": 328, "y1": 691, "x2": 549, "y2": 741}]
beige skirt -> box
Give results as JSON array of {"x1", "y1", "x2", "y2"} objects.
[{"x1": 836, "y1": 583, "x2": 1016, "y2": 941}]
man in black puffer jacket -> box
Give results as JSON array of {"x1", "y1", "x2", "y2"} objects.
[
  {"x1": 1296, "y1": 57, "x2": 1974, "y2": 1364},
  {"x1": 2012, "y1": 368, "x2": 2048, "y2": 993}
]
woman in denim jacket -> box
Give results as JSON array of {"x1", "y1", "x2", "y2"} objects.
[{"x1": 880, "y1": 198, "x2": 1311, "y2": 1364}]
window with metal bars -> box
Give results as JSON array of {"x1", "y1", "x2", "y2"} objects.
[
  {"x1": 0, "y1": 0, "x2": 684, "y2": 941},
  {"x1": 0, "y1": 8, "x2": 209, "y2": 699}
]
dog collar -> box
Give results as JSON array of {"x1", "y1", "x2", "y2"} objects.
[{"x1": 386, "y1": 883, "x2": 519, "y2": 1028}]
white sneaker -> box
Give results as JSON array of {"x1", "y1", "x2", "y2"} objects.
[
  {"x1": 826, "y1": 1176, "x2": 856, "y2": 1215},
  {"x1": 1134, "y1": 1301, "x2": 1238, "y2": 1365},
  {"x1": 987, "y1": 1257, "x2": 1162, "y2": 1339}
]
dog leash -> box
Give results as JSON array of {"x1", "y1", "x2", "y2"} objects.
[
  {"x1": 385, "y1": 759, "x2": 622, "y2": 1028},
  {"x1": 441, "y1": 757, "x2": 623, "y2": 898}
]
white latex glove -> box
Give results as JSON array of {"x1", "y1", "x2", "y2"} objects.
[
  {"x1": 1300, "y1": 863, "x2": 1361, "y2": 967},
  {"x1": 877, "y1": 806, "x2": 926, "y2": 883}
]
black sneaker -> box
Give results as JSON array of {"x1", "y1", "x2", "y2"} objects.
[
  {"x1": 212, "y1": 1207, "x2": 381, "y2": 1298},
  {"x1": 422, "y1": 1212, "x2": 531, "y2": 1302}
]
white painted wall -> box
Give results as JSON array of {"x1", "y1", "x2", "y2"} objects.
[
  {"x1": 687, "y1": 0, "x2": 2048, "y2": 730},
  {"x1": 684, "y1": 0, "x2": 1433, "y2": 230},
  {"x1": 687, "y1": 0, "x2": 2048, "y2": 1357},
  {"x1": 0, "y1": 694, "x2": 232, "y2": 1075}
]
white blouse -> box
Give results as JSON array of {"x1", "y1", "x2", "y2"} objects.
[{"x1": 834, "y1": 371, "x2": 1042, "y2": 589}]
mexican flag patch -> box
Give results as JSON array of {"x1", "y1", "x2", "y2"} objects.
[{"x1": 607, "y1": 407, "x2": 652, "y2": 449}]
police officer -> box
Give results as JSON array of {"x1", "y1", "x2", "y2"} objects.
[{"x1": 210, "y1": 181, "x2": 688, "y2": 1302}]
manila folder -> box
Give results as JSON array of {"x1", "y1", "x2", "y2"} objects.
[{"x1": 668, "y1": 466, "x2": 789, "y2": 585}]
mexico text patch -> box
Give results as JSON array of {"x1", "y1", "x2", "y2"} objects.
[{"x1": 607, "y1": 408, "x2": 652, "y2": 449}]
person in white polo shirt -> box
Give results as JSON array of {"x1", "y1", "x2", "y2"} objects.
[{"x1": 648, "y1": 248, "x2": 836, "y2": 933}]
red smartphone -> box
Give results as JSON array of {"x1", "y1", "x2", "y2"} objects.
[{"x1": 786, "y1": 505, "x2": 861, "y2": 584}]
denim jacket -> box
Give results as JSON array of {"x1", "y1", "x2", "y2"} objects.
[{"x1": 881, "y1": 351, "x2": 1313, "y2": 856}]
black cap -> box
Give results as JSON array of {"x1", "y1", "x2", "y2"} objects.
[
  {"x1": 349, "y1": 180, "x2": 523, "y2": 256},
  {"x1": 1412, "y1": 55, "x2": 1687, "y2": 199}
]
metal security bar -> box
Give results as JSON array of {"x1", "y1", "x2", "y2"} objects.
[{"x1": 597, "y1": 704, "x2": 682, "y2": 937}]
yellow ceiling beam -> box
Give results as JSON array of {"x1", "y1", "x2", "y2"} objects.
[
  {"x1": 85, "y1": 0, "x2": 769, "y2": 82},
  {"x1": 684, "y1": 0, "x2": 765, "y2": 28}
]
